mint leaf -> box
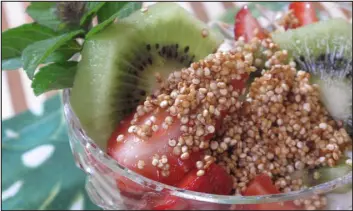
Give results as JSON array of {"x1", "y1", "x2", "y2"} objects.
[
  {"x1": 97, "y1": 2, "x2": 128, "y2": 23},
  {"x1": 80, "y1": 2, "x2": 106, "y2": 26},
  {"x1": 22, "y1": 30, "x2": 83, "y2": 79},
  {"x1": 86, "y1": 2, "x2": 142, "y2": 38},
  {"x1": 1, "y1": 23, "x2": 60, "y2": 70},
  {"x1": 32, "y1": 61, "x2": 77, "y2": 96},
  {"x1": 26, "y1": 2, "x2": 87, "y2": 32},
  {"x1": 26, "y1": 2, "x2": 67, "y2": 32}
]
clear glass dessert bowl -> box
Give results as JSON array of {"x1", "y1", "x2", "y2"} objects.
[{"x1": 63, "y1": 89, "x2": 352, "y2": 210}]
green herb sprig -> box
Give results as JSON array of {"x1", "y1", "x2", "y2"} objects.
[{"x1": 1, "y1": 2, "x2": 142, "y2": 96}]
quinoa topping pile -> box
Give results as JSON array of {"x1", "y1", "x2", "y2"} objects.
[
  {"x1": 277, "y1": 9, "x2": 300, "y2": 30},
  {"x1": 214, "y1": 65, "x2": 351, "y2": 188},
  {"x1": 118, "y1": 36, "x2": 352, "y2": 210},
  {"x1": 212, "y1": 65, "x2": 351, "y2": 210}
]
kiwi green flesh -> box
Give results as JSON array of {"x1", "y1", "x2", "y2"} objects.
[
  {"x1": 288, "y1": 158, "x2": 352, "y2": 193},
  {"x1": 70, "y1": 3, "x2": 223, "y2": 148},
  {"x1": 312, "y1": 159, "x2": 352, "y2": 194},
  {"x1": 271, "y1": 18, "x2": 352, "y2": 137},
  {"x1": 311, "y1": 75, "x2": 352, "y2": 135},
  {"x1": 271, "y1": 18, "x2": 352, "y2": 60}
]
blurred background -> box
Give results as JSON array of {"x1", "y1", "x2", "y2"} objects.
[{"x1": 1, "y1": 1, "x2": 352, "y2": 210}]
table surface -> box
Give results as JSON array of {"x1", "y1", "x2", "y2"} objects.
[{"x1": 1, "y1": 2, "x2": 352, "y2": 210}]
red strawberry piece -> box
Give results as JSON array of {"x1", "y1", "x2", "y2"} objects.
[
  {"x1": 289, "y1": 2, "x2": 318, "y2": 28},
  {"x1": 240, "y1": 174, "x2": 302, "y2": 210},
  {"x1": 153, "y1": 163, "x2": 233, "y2": 210},
  {"x1": 234, "y1": 5, "x2": 267, "y2": 42}
]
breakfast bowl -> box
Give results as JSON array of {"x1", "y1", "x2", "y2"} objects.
[
  {"x1": 63, "y1": 86, "x2": 352, "y2": 210},
  {"x1": 62, "y1": 2, "x2": 352, "y2": 210}
]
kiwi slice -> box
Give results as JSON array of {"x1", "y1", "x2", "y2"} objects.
[
  {"x1": 271, "y1": 18, "x2": 352, "y2": 136},
  {"x1": 271, "y1": 18, "x2": 352, "y2": 60},
  {"x1": 70, "y1": 2, "x2": 223, "y2": 147},
  {"x1": 288, "y1": 161, "x2": 352, "y2": 193},
  {"x1": 311, "y1": 158, "x2": 352, "y2": 193}
]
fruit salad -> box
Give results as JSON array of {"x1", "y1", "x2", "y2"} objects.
[
  {"x1": 67, "y1": 2, "x2": 352, "y2": 210},
  {"x1": 3, "y1": 1, "x2": 351, "y2": 210}
]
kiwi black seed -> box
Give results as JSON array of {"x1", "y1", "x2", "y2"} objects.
[
  {"x1": 70, "y1": 2, "x2": 223, "y2": 148},
  {"x1": 272, "y1": 18, "x2": 352, "y2": 137},
  {"x1": 184, "y1": 46, "x2": 189, "y2": 53}
]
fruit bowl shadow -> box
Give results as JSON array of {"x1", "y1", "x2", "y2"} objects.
[{"x1": 62, "y1": 89, "x2": 352, "y2": 210}]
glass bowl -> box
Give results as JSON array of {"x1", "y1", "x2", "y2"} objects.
[{"x1": 62, "y1": 89, "x2": 352, "y2": 210}]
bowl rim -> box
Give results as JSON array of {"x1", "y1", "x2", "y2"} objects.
[{"x1": 62, "y1": 89, "x2": 352, "y2": 205}]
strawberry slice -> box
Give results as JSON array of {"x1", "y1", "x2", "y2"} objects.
[
  {"x1": 289, "y1": 2, "x2": 318, "y2": 28},
  {"x1": 108, "y1": 110, "x2": 204, "y2": 195},
  {"x1": 153, "y1": 163, "x2": 233, "y2": 210},
  {"x1": 243, "y1": 174, "x2": 280, "y2": 196},
  {"x1": 234, "y1": 5, "x2": 267, "y2": 42},
  {"x1": 240, "y1": 174, "x2": 302, "y2": 210},
  {"x1": 107, "y1": 74, "x2": 249, "y2": 196}
]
